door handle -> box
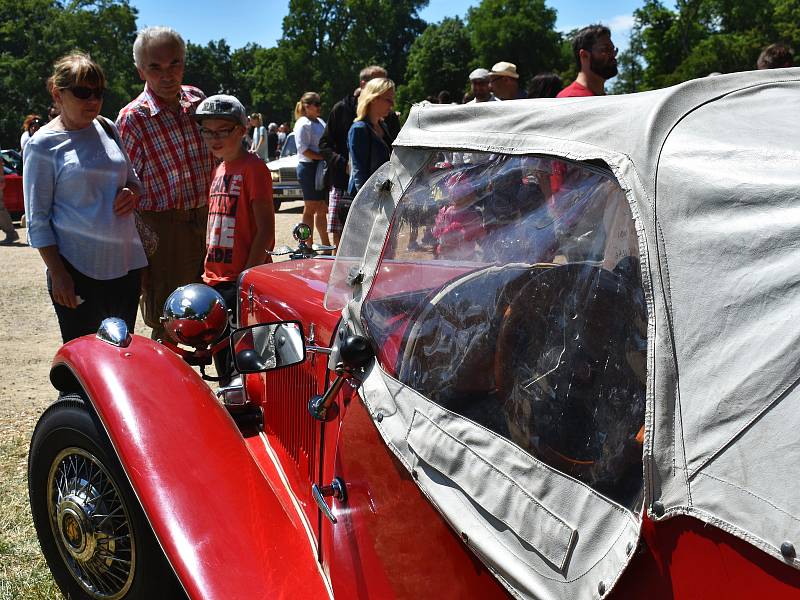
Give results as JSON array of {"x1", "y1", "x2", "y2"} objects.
[{"x1": 312, "y1": 477, "x2": 347, "y2": 524}]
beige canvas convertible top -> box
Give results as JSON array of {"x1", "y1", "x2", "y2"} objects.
[{"x1": 329, "y1": 68, "x2": 800, "y2": 599}]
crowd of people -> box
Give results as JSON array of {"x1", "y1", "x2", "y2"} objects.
[{"x1": 10, "y1": 21, "x2": 795, "y2": 346}]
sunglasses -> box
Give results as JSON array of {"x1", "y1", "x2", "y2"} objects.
[
  {"x1": 67, "y1": 86, "x2": 105, "y2": 100},
  {"x1": 304, "y1": 101, "x2": 321, "y2": 107}
]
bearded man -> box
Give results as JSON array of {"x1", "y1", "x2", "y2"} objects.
[{"x1": 557, "y1": 25, "x2": 618, "y2": 97}]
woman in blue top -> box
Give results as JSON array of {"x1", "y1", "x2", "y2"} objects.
[
  {"x1": 293, "y1": 91, "x2": 330, "y2": 247},
  {"x1": 347, "y1": 78, "x2": 395, "y2": 197},
  {"x1": 24, "y1": 52, "x2": 146, "y2": 343}
]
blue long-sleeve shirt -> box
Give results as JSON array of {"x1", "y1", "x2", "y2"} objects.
[
  {"x1": 347, "y1": 120, "x2": 391, "y2": 196},
  {"x1": 23, "y1": 119, "x2": 147, "y2": 279}
]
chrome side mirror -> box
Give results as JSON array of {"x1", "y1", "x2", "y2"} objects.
[{"x1": 231, "y1": 321, "x2": 306, "y2": 374}]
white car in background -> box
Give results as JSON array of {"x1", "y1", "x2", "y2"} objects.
[{"x1": 266, "y1": 133, "x2": 302, "y2": 211}]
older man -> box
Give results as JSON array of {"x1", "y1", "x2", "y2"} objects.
[
  {"x1": 116, "y1": 26, "x2": 215, "y2": 340},
  {"x1": 557, "y1": 24, "x2": 618, "y2": 97},
  {"x1": 489, "y1": 62, "x2": 527, "y2": 100},
  {"x1": 467, "y1": 68, "x2": 499, "y2": 103}
]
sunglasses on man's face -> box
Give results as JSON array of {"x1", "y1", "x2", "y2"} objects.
[{"x1": 67, "y1": 86, "x2": 105, "y2": 100}]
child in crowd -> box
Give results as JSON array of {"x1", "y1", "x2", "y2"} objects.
[
  {"x1": 194, "y1": 94, "x2": 275, "y2": 298},
  {"x1": 194, "y1": 94, "x2": 275, "y2": 380}
]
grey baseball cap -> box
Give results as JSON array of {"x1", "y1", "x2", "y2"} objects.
[{"x1": 194, "y1": 94, "x2": 247, "y2": 127}]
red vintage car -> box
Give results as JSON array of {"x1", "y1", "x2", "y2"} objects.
[
  {"x1": 28, "y1": 68, "x2": 800, "y2": 600},
  {"x1": 2, "y1": 149, "x2": 24, "y2": 220}
]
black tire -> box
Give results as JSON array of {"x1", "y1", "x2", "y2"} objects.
[
  {"x1": 28, "y1": 394, "x2": 186, "y2": 600},
  {"x1": 274, "y1": 198, "x2": 282, "y2": 213}
]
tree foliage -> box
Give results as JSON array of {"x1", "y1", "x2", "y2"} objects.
[
  {"x1": 466, "y1": 0, "x2": 562, "y2": 82},
  {"x1": 259, "y1": 0, "x2": 428, "y2": 126},
  {"x1": 17, "y1": 0, "x2": 794, "y2": 148},
  {"x1": 400, "y1": 17, "x2": 474, "y2": 106},
  {"x1": 617, "y1": 0, "x2": 799, "y2": 91},
  {"x1": 0, "y1": 0, "x2": 140, "y2": 145}
]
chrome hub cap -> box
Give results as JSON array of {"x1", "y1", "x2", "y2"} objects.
[{"x1": 47, "y1": 448, "x2": 135, "y2": 599}]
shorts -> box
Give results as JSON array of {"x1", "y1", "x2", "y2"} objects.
[
  {"x1": 297, "y1": 160, "x2": 326, "y2": 201},
  {"x1": 327, "y1": 187, "x2": 348, "y2": 233}
]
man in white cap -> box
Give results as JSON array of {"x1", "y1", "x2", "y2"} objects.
[
  {"x1": 467, "y1": 68, "x2": 498, "y2": 103},
  {"x1": 489, "y1": 61, "x2": 526, "y2": 100}
]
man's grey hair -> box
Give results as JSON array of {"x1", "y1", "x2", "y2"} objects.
[{"x1": 133, "y1": 26, "x2": 186, "y2": 68}]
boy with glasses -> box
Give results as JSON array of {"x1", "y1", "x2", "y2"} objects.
[
  {"x1": 194, "y1": 94, "x2": 275, "y2": 382},
  {"x1": 194, "y1": 95, "x2": 275, "y2": 296}
]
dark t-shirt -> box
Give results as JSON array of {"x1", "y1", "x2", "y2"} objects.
[{"x1": 267, "y1": 132, "x2": 279, "y2": 160}]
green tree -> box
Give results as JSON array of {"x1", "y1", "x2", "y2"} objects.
[
  {"x1": 617, "y1": 0, "x2": 799, "y2": 92},
  {"x1": 265, "y1": 0, "x2": 428, "y2": 125},
  {"x1": 611, "y1": 23, "x2": 646, "y2": 93},
  {"x1": 466, "y1": 0, "x2": 563, "y2": 85},
  {"x1": 185, "y1": 40, "x2": 237, "y2": 97},
  {"x1": 0, "y1": 0, "x2": 140, "y2": 145},
  {"x1": 398, "y1": 17, "x2": 474, "y2": 107}
]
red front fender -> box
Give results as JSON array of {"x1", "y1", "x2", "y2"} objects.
[{"x1": 50, "y1": 334, "x2": 329, "y2": 600}]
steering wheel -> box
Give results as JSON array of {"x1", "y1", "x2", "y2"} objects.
[
  {"x1": 493, "y1": 262, "x2": 647, "y2": 498},
  {"x1": 396, "y1": 264, "x2": 554, "y2": 430}
]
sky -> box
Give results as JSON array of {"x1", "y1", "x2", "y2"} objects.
[{"x1": 131, "y1": 0, "x2": 642, "y2": 53}]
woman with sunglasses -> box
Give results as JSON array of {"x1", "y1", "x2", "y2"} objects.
[
  {"x1": 23, "y1": 51, "x2": 147, "y2": 343},
  {"x1": 293, "y1": 91, "x2": 330, "y2": 247}
]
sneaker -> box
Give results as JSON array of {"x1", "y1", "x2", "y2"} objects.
[{"x1": 0, "y1": 232, "x2": 19, "y2": 245}]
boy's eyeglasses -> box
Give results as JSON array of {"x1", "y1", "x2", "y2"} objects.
[
  {"x1": 199, "y1": 126, "x2": 237, "y2": 140},
  {"x1": 67, "y1": 86, "x2": 105, "y2": 100}
]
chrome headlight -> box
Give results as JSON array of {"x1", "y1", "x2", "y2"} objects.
[{"x1": 162, "y1": 284, "x2": 228, "y2": 347}]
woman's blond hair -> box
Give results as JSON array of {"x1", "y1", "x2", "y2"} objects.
[
  {"x1": 294, "y1": 92, "x2": 321, "y2": 120},
  {"x1": 47, "y1": 51, "x2": 106, "y2": 96},
  {"x1": 356, "y1": 78, "x2": 395, "y2": 121}
]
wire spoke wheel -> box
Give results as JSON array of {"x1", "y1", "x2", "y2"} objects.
[{"x1": 47, "y1": 447, "x2": 135, "y2": 599}]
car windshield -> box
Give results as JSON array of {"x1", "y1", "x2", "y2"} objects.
[
  {"x1": 1, "y1": 149, "x2": 22, "y2": 174},
  {"x1": 280, "y1": 133, "x2": 297, "y2": 158},
  {"x1": 361, "y1": 151, "x2": 647, "y2": 510}
]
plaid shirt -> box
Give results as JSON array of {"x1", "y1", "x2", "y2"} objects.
[{"x1": 116, "y1": 85, "x2": 215, "y2": 211}]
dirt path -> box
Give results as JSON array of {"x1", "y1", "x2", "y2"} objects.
[{"x1": 0, "y1": 201, "x2": 308, "y2": 597}]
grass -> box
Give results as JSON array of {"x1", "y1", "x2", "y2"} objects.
[{"x1": 0, "y1": 433, "x2": 61, "y2": 599}]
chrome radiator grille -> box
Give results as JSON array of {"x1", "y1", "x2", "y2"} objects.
[{"x1": 263, "y1": 364, "x2": 321, "y2": 485}]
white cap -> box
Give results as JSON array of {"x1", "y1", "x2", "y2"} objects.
[{"x1": 469, "y1": 68, "x2": 490, "y2": 82}]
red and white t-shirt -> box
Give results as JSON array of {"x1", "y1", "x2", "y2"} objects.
[{"x1": 203, "y1": 153, "x2": 273, "y2": 285}]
